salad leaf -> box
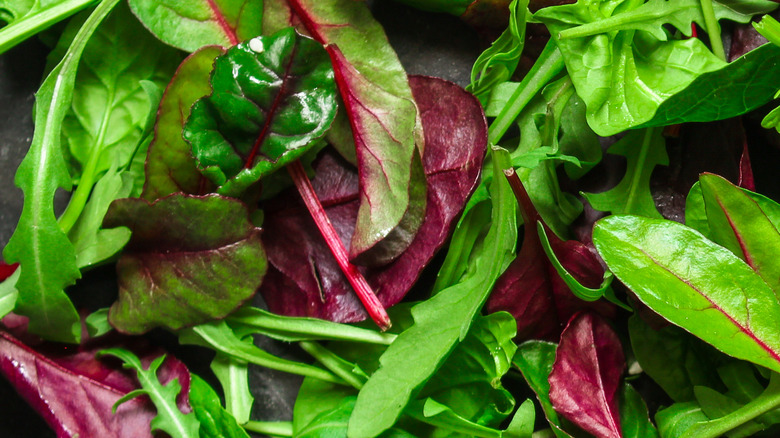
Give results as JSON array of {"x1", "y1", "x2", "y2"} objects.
[
  {"x1": 284, "y1": 0, "x2": 427, "y2": 266},
  {"x1": 548, "y1": 312, "x2": 625, "y2": 438},
  {"x1": 619, "y1": 383, "x2": 659, "y2": 438},
  {"x1": 128, "y1": 0, "x2": 262, "y2": 52},
  {"x1": 99, "y1": 348, "x2": 199, "y2": 438},
  {"x1": 0, "y1": 267, "x2": 19, "y2": 319},
  {"x1": 210, "y1": 353, "x2": 253, "y2": 424},
  {"x1": 183, "y1": 27, "x2": 338, "y2": 197},
  {"x1": 142, "y1": 46, "x2": 224, "y2": 201},
  {"x1": 2, "y1": 0, "x2": 121, "y2": 344},
  {"x1": 593, "y1": 215, "x2": 780, "y2": 374},
  {"x1": 189, "y1": 374, "x2": 250, "y2": 438},
  {"x1": 260, "y1": 76, "x2": 486, "y2": 322},
  {"x1": 583, "y1": 128, "x2": 668, "y2": 218},
  {"x1": 0, "y1": 0, "x2": 97, "y2": 55},
  {"x1": 103, "y1": 194, "x2": 266, "y2": 334}
]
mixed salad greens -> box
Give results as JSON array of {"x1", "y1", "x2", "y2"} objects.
[{"x1": 1, "y1": 0, "x2": 780, "y2": 436}]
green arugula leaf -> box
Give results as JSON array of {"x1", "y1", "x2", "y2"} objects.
[
  {"x1": 128, "y1": 0, "x2": 262, "y2": 52},
  {"x1": 583, "y1": 128, "x2": 667, "y2": 218},
  {"x1": 348, "y1": 147, "x2": 518, "y2": 438},
  {"x1": 0, "y1": 0, "x2": 97, "y2": 54},
  {"x1": 103, "y1": 194, "x2": 266, "y2": 334},
  {"x1": 699, "y1": 173, "x2": 780, "y2": 297},
  {"x1": 513, "y1": 341, "x2": 573, "y2": 438},
  {"x1": 142, "y1": 46, "x2": 225, "y2": 201},
  {"x1": 183, "y1": 27, "x2": 337, "y2": 197},
  {"x1": 593, "y1": 215, "x2": 780, "y2": 374},
  {"x1": 210, "y1": 353, "x2": 253, "y2": 424},
  {"x1": 189, "y1": 374, "x2": 250, "y2": 438},
  {"x1": 2, "y1": 0, "x2": 121, "y2": 343},
  {"x1": 98, "y1": 348, "x2": 200, "y2": 438}
]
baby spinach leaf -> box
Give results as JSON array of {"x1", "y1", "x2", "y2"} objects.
[
  {"x1": 513, "y1": 341, "x2": 573, "y2": 438},
  {"x1": 103, "y1": 194, "x2": 266, "y2": 334},
  {"x1": 406, "y1": 398, "x2": 503, "y2": 437},
  {"x1": 299, "y1": 396, "x2": 416, "y2": 438},
  {"x1": 699, "y1": 173, "x2": 780, "y2": 297},
  {"x1": 260, "y1": 76, "x2": 486, "y2": 323},
  {"x1": 2, "y1": 0, "x2": 121, "y2": 344},
  {"x1": 548, "y1": 312, "x2": 625, "y2": 438},
  {"x1": 128, "y1": 0, "x2": 262, "y2": 52},
  {"x1": 655, "y1": 402, "x2": 710, "y2": 437},
  {"x1": 142, "y1": 46, "x2": 224, "y2": 201},
  {"x1": 620, "y1": 384, "x2": 659, "y2": 438},
  {"x1": 583, "y1": 128, "x2": 667, "y2": 218},
  {"x1": 0, "y1": 0, "x2": 96, "y2": 54},
  {"x1": 347, "y1": 147, "x2": 517, "y2": 438},
  {"x1": 99, "y1": 348, "x2": 200, "y2": 438},
  {"x1": 210, "y1": 353, "x2": 253, "y2": 424},
  {"x1": 593, "y1": 215, "x2": 780, "y2": 374},
  {"x1": 183, "y1": 27, "x2": 337, "y2": 197},
  {"x1": 504, "y1": 398, "x2": 535, "y2": 438},
  {"x1": 189, "y1": 374, "x2": 250, "y2": 438},
  {"x1": 755, "y1": 15, "x2": 780, "y2": 133},
  {"x1": 285, "y1": 0, "x2": 426, "y2": 266}
]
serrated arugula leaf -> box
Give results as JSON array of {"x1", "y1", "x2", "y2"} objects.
[
  {"x1": 2, "y1": 0, "x2": 121, "y2": 343},
  {"x1": 99, "y1": 348, "x2": 200, "y2": 438},
  {"x1": 583, "y1": 128, "x2": 667, "y2": 218},
  {"x1": 183, "y1": 27, "x2": 337, "y2": 197}
]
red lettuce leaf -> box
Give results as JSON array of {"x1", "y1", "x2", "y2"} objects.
[
  {"x1": 260, "y1": 75, "x2": 486, "y2": 322},
  {"x1": 548, "y1": 312, "x2": 625, "y2": 438},
  {"x1": 103, "y1": 194, "x2": 266, "y2": 334},
  {"x1": 486, "y1": 170, "x2": 614, "y2": 341},
  {"x1": 0, "y1": 262, "x2": 18, "y2": 282},
  {"x1": 0, "y1": 322, "x2": 191, "y2": 438}
]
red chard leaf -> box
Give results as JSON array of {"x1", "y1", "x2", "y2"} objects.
[
  {"x1": 142, "y1": 46, "x2": 224, "y2": 201},
  {"x1": 285, "y1": 0, "x2": 427, "y2": 266},
  {"x1": 103, "y1": 194, "x2": 267, "y2": 334},
  {"x1": 260, "y1": 76, "x2": 486, "y2": 322},
  {"x1": 0, "y1": 262, "x2": 18, "y2": 282},
  {"x1": 0, "y1": 326, "x2": 191, "y2": 438},
  {"x1": 549, "y1": 312, "x2": 625, "y2": 438},
  {"x1": 183, "y1": 28, "x2": 338, "y2": 198},
  {"x1": 486, "y1": 170, "x2": 614, "y2": 341}
]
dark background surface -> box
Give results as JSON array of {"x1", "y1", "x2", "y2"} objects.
[{"x1": 0, "y1": 2, "x2": 482, "y2": 436}]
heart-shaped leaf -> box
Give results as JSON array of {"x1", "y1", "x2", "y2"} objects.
[
  {"x1": 259, "y1": 76, "x2": 486, "y2": 322},
  {"x1": 548, "y1": 312, "x2": 625, "y2": 438},
  {"x1": 142, "y1": 46, "x2": 225, "y2": 201},
  {"x1": 593, "y1": 215, "x2": 780, "y2": 374},
  {"x1": 183, "y1": 27, "x2": 338, "y2": 197},
  {"x1": 128, "y1": 0, "x2": 262, "y2": 51},
  {"x1": 103, "y1": 194, "x2": 266, "y2": 334}
]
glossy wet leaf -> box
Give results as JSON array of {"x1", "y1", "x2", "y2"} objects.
[
  {"x1": 142, "y1": 46, "x2": 224, "y2": 201},
  {"x1": 260, "y1": 76, "x2": 486, "y2": 323},
  {"x1": 699, "y1": 173, "x2": 780, "y2": 297},
  {"x1": 348, "y1": 148, "x2": 517, "y2": 438},
  {"x1": 103, "y1": 194, "x2": 266, "y2": 334},
  {"x1": 189, "y1": 374, "x2": 250, "y2": 438},
  {"x1": 620, "y1": 384, "x2": 659, "y2": 438},
  {"x1": 583, "y1": 128, "x2": 667, "y2": 218},
  {"x1": 285, "y1": 0, "x2": 426, "y2": 265},
  {"x1": 593, "y1": 215, "x2": 780, "y2": 374},
  {"x1": 2, "y1": 0, "x2": 121, "y2": 343},
  {"x1": 549, "y1": 312, "x2": 625, "y2": 438},
  {"x1": 128, "y1": 0, "x2": 262, "y2": 51},
  {"x1": 183, "y1": 27, "x2": 337, "y2": 197}
]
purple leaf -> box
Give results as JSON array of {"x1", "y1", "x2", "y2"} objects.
[
  {"x1": 260, "y1": 75, "x2": 486, "y2": 322},
  {"x1": 0, "y1": 261, "x2": 18, "y2": 282},
  {"x1": 486, "y1": 171, "x2": 614, "y2": 341},
  {"x1": 103, "y1": 194, "x2": 266, "y2": 334},
  {"x1": 549, "y1": 312, "x2": 625, "y2": 438},
  {"x1": 0, "y1": 323, "x2": 191, "y2": 438}
]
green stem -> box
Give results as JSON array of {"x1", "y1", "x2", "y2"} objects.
[
  {"x1": 625, "y1": 127, "x2": 656, "y2": 214},
  {"x1": 700, "y1": 0, "x2": 726, "y2": 61},
  {"x1": 0, "y1": 0, "x2": 98, "y2": 55},
  {"x1": 243, "y1": 421, "x2": 293, "y2": 437},
  {"x1": 682, "y1": 373, "x2": 780, "y2": 438},
  {"x1": 487, "y1": 40, "x2": 565, "y2": 145},
  {"x1": 299, "y1": 341, "x2": 367, "y2": 390}
]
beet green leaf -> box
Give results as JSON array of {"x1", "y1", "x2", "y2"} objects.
[
  {"x1": 2, "y1": 0, "x2": 121, "y2": 343},
  {"x1": 128, "y1": 0, "x2": 262, "y2": 51},
  {"x1": 103, "y1": 194, "x2": 266, "y2": 334},
  {"x1": 284, "y1": 0, "x2": 427, "y2": 266},
  {"x1": 183, "y1": 27, "x2": 337, "y2": 197},
  {"x1": 348, "y1": 147, "x2": 517, "y2": 438},
  {"x1": 593, "y1": 215, "x2": 780, "y2": 374},
  {"x1": 143, "y1": 46, "x2": 225, "y2": 200}
]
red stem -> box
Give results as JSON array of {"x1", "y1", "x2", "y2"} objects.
[{"x1": 287, "y1": 160, "x2": 391, "y2": 330}]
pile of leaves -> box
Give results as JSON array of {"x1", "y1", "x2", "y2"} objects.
[{"x1": 1, "y1": 0, "x2": 780, "y2": 436}]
